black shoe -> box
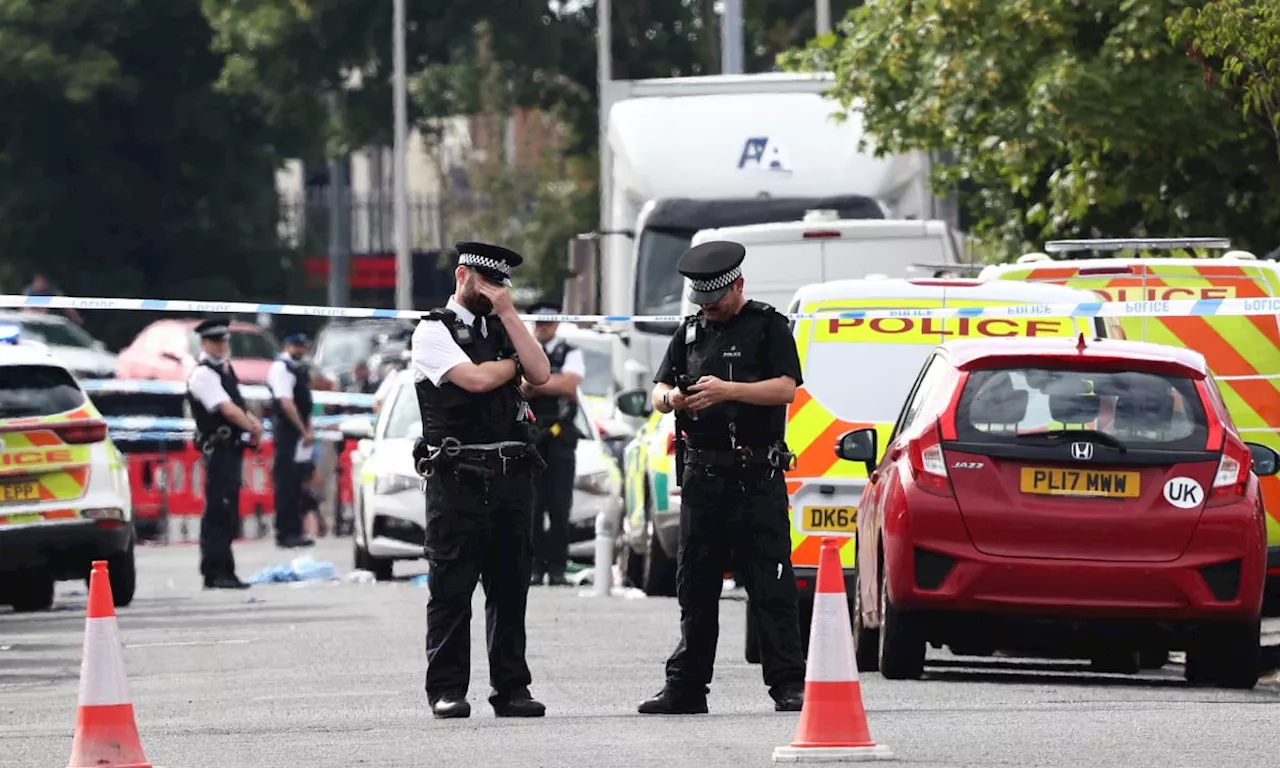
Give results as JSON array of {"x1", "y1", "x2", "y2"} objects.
[
  {"x1": 772, "y1": 687, "x2": 805, "y2": 712},
  {"x1": 546, "y1": 573, "x2": 570, "y2": 586},
  {"x1": 491, "y1": 692, "x2": 546, "y2": 718},
  {"x1": 277, "y1": 535, "x2": 315, "y2": 548},
  {"x1": 529, "y1": 571, "x2": 545, "y2": 586},
  {"x1": 638, "y1": 688, "x2": 708, "y2": 715},
  {"x1": 204, "y1": 576, "x2": 250, "y2": 590},
  {"x1": 431, "y1": 696, "x2": 471, "y2": 719}
]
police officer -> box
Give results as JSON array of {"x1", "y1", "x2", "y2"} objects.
[
  {"x1": 523, "y1": 302, "x2": 586, "y2": 587},
  {"x1": 186, "y1": 319, "x2": 265, "y2": 590},
  {"x1": 267, "y1": 332, "x2": 320, "y2": 549},
  {"x1": 411, "y1": 241, "x2": 552, "y2": 720},
  {"x1": 638, "y1": 241, "x2": 807, "y2": 715}
]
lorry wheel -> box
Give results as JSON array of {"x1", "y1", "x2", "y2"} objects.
[
  {"x1": 11, "y1": 571, "x2": 55, "y2": 613},
  {"x1": 745, "y1": 606, "x2": 761, "y2": 664},
  {"x1": 107, "y1": 537, "x2": 138, "y2": 608},
  {"x1": 877, "y1": 568, "x2": 925, "y2": 680}
]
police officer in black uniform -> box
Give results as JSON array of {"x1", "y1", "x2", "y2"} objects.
[
  {"x1": 411, "y1": 241, "x2": 552, "y2": 720},
  {"x1": 638, "y1": 241, "x2": 807, "y2": 715},
  {"x1": 523, "y1": 302, "x2": 586, "y2": 587},
  {"x1": 266, "y1": 331, "x2": 319, "y2": 549},
  {"x1": 186, "y1": 319, "x2": 265, "y2": 590}
]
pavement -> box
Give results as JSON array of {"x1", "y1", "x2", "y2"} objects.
[{"x1": 3, "y1": 536, "x2": 1279, "y2": 768}]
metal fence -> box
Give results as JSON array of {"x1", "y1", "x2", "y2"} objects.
[{"x1": 278, "y1": 189, "x2": 447, "y2": 255}]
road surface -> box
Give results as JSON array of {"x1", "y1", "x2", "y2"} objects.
[{"x1": 2, "y1": 537, "x2": 1278, "y2": 768}]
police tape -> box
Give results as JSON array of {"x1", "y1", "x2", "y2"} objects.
[
  {"x1": 107, "y1": 428, "x2": 347, "y2": 443},
  {"x1": 80, "y1": 379, "x2": 376, "y2": 409},
  {"x1": 9, "y1": 293, "x2": 1280, "y2": 322},
  {"x1": 103, "y1": 415, "x2": 348, "y2": 432}
]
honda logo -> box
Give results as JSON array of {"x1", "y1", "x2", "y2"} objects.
[{"x1": 1070, "y1": 442, "x2": 1094, "y2": 461}]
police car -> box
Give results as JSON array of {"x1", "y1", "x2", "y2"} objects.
[
  {"x1": 0, "y1": 325, "x2": 136, "y2": 612},
  {"x1": 340, "y1": 370, "x2": 622, "y2": 580}
]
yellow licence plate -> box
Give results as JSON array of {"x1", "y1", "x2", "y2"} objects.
[
  {"x1": 800, "y1": 506, "x2": 857, "y2": 534},
  {"x1": 1020, "y1": 468, "x2": 1140, "y2": 498},
  {"x1": 0, "y1": 480, "x2": 40, "y2": 504}
]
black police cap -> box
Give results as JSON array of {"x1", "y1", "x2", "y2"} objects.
[
  {"x1": 526, "y1": 301, "x2": 562, "y2": 320},
  {"x1": 456, "y1": 241, "x2": 523, "y2": 287},
  {"x1": 195, "y1": 319, "x2": 231, "y2": 339},
  {"x1": 677, "y1": 240, "x2": 746, "y2": 305}
]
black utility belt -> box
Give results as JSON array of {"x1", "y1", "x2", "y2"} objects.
[
  {"x1": 414, "y1": 437, "x2": 545, "y2": 478},
  {"x1": 195, "y1": 426, "x2": 252, "y2": 455},
  {"x1": 685, "y1": 443, "x2": 796, "y2": 470}
]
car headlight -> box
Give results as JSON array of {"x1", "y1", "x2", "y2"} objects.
[
  {"x1": 374, "y1": 473, "x2": 420, "y2": 495},
  {"x1": 575, "y1": 468, "x2": 617, "y2": 496}
]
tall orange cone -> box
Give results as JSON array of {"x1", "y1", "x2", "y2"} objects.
[
  {"x1": 773, "y1": 537, "x2": 894, "y2": 763},
  {"x1": 67, "y1": 560, "x2": 152, "y2": 768}
]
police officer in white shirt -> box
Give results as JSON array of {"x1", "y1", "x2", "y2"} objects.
[
  {"x1": 266, "y1": 332, "x2": 322, "y2": 549},
  {"x1": 186, "y1": 319, "x2": 265, "y2": 589},
  {"x1": 522, "y1": 302, "x2": 586, "y2": 586}
]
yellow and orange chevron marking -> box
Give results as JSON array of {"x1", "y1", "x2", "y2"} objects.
[
  {"x1": 0, "y1": 427, "x2": 93, "y2": 502},
  {"x1": 1017, "y1": 262, "x2": 1280, "y2": 546}
]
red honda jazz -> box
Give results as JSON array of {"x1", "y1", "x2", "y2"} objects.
[{"x1": 840, "y1": 335, "x2": 1276, "y2": 689}]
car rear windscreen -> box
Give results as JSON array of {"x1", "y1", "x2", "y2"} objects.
[
  {"x1": 0, "y1": 365, "x2": 88, "y2": 418},
  {"x1": 954, "y1": 367, "x2": 1209, "y2": 451}
]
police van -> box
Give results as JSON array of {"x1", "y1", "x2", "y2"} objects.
[
  {"x1": 754, "y1": 277, "x2": 1116, "y2": 663},
  {"x1": 979, "y1": 237, "x2": 1280, "y2": 613}
]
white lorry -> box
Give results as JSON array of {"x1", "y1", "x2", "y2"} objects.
[{"x1": 568, "y1": 72, "x2": 955, "y2": 398}]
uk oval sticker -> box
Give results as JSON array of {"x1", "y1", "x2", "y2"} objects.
[{"x1": 1163, "y1": 477, "x2": 1204, "y2": 509}]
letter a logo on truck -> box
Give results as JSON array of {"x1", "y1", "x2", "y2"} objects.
[{"x1": 738, "y1": 137, "x2": 793, "y2": 174}]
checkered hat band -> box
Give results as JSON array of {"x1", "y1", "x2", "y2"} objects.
[
  {"x1": 459, "y1": 252, "x2": 511, "y2": 276},
  {"x1": 690, "y1": 266, "x2": 741, "y2": 292}
]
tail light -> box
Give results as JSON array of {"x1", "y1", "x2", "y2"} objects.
[
  {"x1": 56, "y1": 420, "x2": 108, "y2": 444},
  {"x1": 666, "y1": 433, "x2": 677, "y2": 455},
  {"x1": 907, "y1": 421, "x2": 953, "y2": 497},
  {"x1": 1208, "y1": 436, "x2": 1251, "y2": 507}
]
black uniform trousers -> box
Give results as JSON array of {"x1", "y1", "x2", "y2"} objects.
[
  {"x1": 423, "y1": 465, "x2": 536, "y2": 703},
  {"x1": 272, "y1": 436, "x2": 305, "y2": 542},
  {"x1": 200, "y1": 446, "x2": 244, "y2": 581},
  {"x1": 532, "y1": 433, "x2": 576, "y2": 578},
  {"x1": 664, "y1": 463, "x2": 806, "y2": 696}
]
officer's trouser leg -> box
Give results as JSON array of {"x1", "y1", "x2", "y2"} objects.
[
  {"x1": 423, "y1": 471, "x2": 486, "y2": 701},
  {"x1": 539, "y1": 439, "x2": 575, "y2": 577},
  {"x1": 733, "y1": 472, "x2": 806, "y2": 693},
  {"x1": 200, "y1": 448, "x2": 243, "y2": 580},
  {"x1": 272, "y1": 445, "x2": 301, "y2": 543},
  {"x1": 664, "y1": 467, "x2": 731, "y2": 695},
  {"x1": 481, "y1": 471, "x2": 536, "y2": 699}
]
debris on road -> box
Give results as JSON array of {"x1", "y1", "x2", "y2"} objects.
[{"x1": 245, "y1": 556, "x2": 339, "y2": 585}]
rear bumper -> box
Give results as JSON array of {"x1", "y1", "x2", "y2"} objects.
[
  {"x1": 888, "y1": 533, "x2": 1265, "y2": 624},
  {"x1": 0, "y1": 520, "x2": 133, "y2": 579}
]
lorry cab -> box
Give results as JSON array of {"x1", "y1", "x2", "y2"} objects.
[
  {"x1": 978, "y1": 237, "x2": 1280, "y2": 613},
  {"x1": 749, "y1": 277, "x2": 1114, "y2": 663},
  {"x1": 679, "y1": 212, "x2": 963, "y2": 315}
]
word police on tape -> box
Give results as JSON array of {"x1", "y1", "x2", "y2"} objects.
[{"x1": 7, "y1": 293, "x2": 1280, "y2": 323}]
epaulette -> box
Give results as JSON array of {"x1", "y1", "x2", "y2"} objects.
[
  {"x1": 743, "y1": 300, "x2": 776, "y2": 315},
  {"x1": 421, "y1": 308, "x2": 457, "y2": 324}
]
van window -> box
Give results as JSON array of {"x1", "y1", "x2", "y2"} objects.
[
  {"x1": 804, "y1": 334, "x2": 935, "y2": 424},
  {"x1": 0, "y1": 365, "x2": 87, "y2": 418},
  {"x1": 955, "y1": 367, "x2": 1207, "y2": 451},
  {"x1": 635, "y1": 228, "x2": 693, "y2": 317}
]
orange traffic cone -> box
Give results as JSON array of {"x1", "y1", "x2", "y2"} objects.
[
  {"x1": 773, "y1": 537, "x2": 894, "y2": 763},
  {"x1": 67, "y1": 560, "x2": 152, "y2": 768}
]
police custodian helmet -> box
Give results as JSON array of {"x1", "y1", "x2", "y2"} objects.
[
  {"x1": 456, "y1": 241, "x2": 523, "y2": 288},
  {"x1": 678, "y1": 241, "x2": 747, "y2": 305}
]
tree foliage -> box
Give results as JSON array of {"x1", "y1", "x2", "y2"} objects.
[
  {"x1": 1170, "y1": 0, "x2": 1280, "y2": 162},
  {"x1": 0, "y1": 0, "x2": 287, "y2": 347},
  {"x1": 781, "y1": 0, "x2": 1280, "y2": 259}
]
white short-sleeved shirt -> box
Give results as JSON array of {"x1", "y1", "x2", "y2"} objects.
[
  {"x1": 547, "y1": 338, "x2": 585, "y2": 379},
  {"x1": 266, "y1": 355, "x2": 298, "y2": 400},
  {"x1": 188, "y1": 354, "x2": 233, "y2": 412},
  {"x1": 412, "y1": 299, "x2": 490, "y2": 387}
]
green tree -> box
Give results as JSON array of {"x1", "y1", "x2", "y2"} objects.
[
  {"x1": 780, "y1": 0, "x2": 1280, "y2": 259},
  {"x1": 1170, "y1": 0, "x2": 1280, "y2": 162},
  {"x1": 0, "y1": 0, "x2": 288, "y2": 348}
]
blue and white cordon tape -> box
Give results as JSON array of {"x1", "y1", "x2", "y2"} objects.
[
  {"x1": 6, "y1": 293, "x2": 1280, "y2": 322},
  {"x1": 80, "y1": 379, "x2": 375, "y2": 409},
  {"x1": 103, "y1": 415, "x2": 347, "y2": 432},
  {"x1": 106, "y1": 428, "x2": 346, "y2": 443}
]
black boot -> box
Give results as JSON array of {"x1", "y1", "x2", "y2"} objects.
[
  {"x1": 637, "y1": 687, "x2": 708, "y2": 715},
  {"x1": 490, "y1": 689, "x2": 546, "y2": 718},
  {"x1": 431, "y1": 694, "x2": 471, "y2": 719},
  {"x1": 771, "y1": 685, "x2": 804, "y2": 712}
]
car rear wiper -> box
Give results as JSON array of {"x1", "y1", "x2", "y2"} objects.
[{"x1": 1015, "y1": 429, "x2": 1128, "y2": 453}]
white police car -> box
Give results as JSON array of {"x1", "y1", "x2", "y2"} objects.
[
  {"x1": 0, "y1": 324, "x2": 135, "y2": 612},
  {"x1": 340, "y1": 370, "x2": 622, "y2": 580}
]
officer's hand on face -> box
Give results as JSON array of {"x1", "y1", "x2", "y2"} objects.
[
  {"x1": 475, "y1": 280, "x2": 516, "y2": 316},
  {"x1": 685, "y1": 375, "x2": 733, "y2": 412}
]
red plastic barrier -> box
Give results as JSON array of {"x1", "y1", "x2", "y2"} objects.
[
  {"x1": 337, "y1": 441, "x2": 355, "y2": 505},
  {"x1": 125, "y1": 440, "x2": 279, "y2": 521}
]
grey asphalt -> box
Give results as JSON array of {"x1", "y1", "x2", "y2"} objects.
[{"x1": 2, "y1": 536, "x2": 1279, "y2": 768}]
